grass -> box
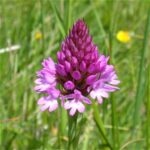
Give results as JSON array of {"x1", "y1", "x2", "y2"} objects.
[
  {"x1": 0, "y1": 0, "x2": 150, "y2": 149},
  {"x1": 133, "y1": 8, "x2": 150, "y2": 127}
]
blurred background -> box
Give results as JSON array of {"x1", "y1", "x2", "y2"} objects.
[{"x1": 0, "y1": 0, "x2": 150, "y2": 149}]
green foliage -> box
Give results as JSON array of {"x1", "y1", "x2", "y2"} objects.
[{"x1": 0, "y1": 0, "x2": 150, "y2": 149}]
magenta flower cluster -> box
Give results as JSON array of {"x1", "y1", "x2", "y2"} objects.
[{"x1": 34, "y1": 20, "x2": 120, "y2": 116}]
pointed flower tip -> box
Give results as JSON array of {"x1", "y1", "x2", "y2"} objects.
[{"x1": 75, "y1": 19, "x2": 86, "y2": 26}]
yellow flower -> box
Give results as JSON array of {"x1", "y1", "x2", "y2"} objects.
[
  {"x1": 35, "y1": 32, "x2": 42, "y2": 40},
  {"x1": 116, "y1": 30, "x2": 131, "y2": 43}
]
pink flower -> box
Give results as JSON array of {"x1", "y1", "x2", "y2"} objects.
[
  {"x1": 62, "y1": 90, "x2": 91, "y2": 116},
  {"x1": 34, "y1": 20, "x2": 120, "y2": 115}
]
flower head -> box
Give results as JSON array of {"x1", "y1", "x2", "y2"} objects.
[
  {"x1": 35, "y1": 31, "x2": 42, "y2": 40},
  {"x1": 35, "y1": 19, "x2": 120, "y2": 115},
  {"x1": 116, "y1": 30, "x2": 131, "y2": 43}
]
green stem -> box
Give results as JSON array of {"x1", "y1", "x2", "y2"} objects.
[
  {"x1": 111, "y1": 94, "x2": 119, "y2": 150},
  {"x1": 92, "y1": 102, "x2": 112, "y2": 150},
  {"x1": 58, "y1": 107, "x2": 67, "y2": 148},
  {"x1": 68, "y1": 112, "x2": 78, "y2": 150}
]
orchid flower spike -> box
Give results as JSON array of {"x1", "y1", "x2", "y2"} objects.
[{"x1": 34, "y1": 19, "x2": 120, "y2": 116}]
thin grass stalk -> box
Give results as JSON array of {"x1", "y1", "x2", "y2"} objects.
[
  {"x1": 146, "y1": 65, "x2": 150, "y2": 149},
  {"x1": 90, "y1": 0, "x2": 109, "y2": 53},
  {"x1": 133, "y1": 9, "x2": 150, "y2": 128},
  {"x1": 108, "y1": 1, "x2": 121, "y2": 148},
  {"x1": 66, "y1": 0, "x2": 72, "y2": 31},
  {"x1": 1, "y1": 0, "x2": 7, "y2": 47},
  {"x1": 109, "y1": 30, "x2": 119, "y2": 150},
  {"x1": 109, "y1": 29, "x2": 119, "y2": 149},
  {"x1": 40, "y1": 0, "x2": 45, "y2": 50},
  {"x1": 49, "y1": 0, "x2": 66, "y2": 38}
]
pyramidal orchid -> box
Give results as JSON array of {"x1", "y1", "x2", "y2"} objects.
[{"x1": 34, "y1": 19, "x2": 120, "y2": 116}]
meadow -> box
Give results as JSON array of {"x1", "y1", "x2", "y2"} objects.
[{"x1": 0, "y1": 0, "x2": 150, "y2": 150}]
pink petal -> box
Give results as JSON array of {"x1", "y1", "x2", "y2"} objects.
[
  {"x1": 70, "y1": 107, "x2": 77, "y2": 116},
  {"x1": 104, "y1": 84, "x2": 119, "y2": 92},
  {"x1": 109, "y1": 80, "x2": 120, "y2": 85},
  {"x1": 100, "y1": 90, "x2": 109, "y2": 98},
  {"x1": 64, "y1": 101, "x2": 71, "y2": 109},
  {"x1": 90, "y1": 91, "x2": 97, "y2": 99},
  {"x1": 77, "y1": 102, "x2": 85, "y2": 113},
  {"x1": 83, "y1": 98, "x2": 91, "y2": 104},
  {"x1": 86, "y1": 75, "x2": 97, "y2": 85},
  {"x1": 34, "y1": 79, "x2": 42, "y2": 84},
  {"x1": 37, "y1": 97, "x2": 45, "y2": 105},
  {"x1": 97, "y1": 97, "x2": 103, "y2": 104},
  {"x1": 49, "y1": 101, "x2": 58, "y2": 112},
  {"x1": 40, "y1": 104, "x2": 49, "y2": 111}
]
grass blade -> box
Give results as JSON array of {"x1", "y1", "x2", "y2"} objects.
[
  {"x1": 90, "y1": 0, "x2": 109, "y2": 52},
  {"x1": 146, "y1": 65, "x2": 150, "y2": 149},
  {"x1": 120, "y1": 139, "x2": 144, "y2": 150},
  {"x1": 108, "y1": 2, "x2": 120, "y2": 148},
  {"x1": 133, "y1": 9, "x2": 150, "y2": 127},
  {"x1": 40, "y1": 0, "x2": 45, "y2": 50},
  {"x1": 66, "y1": 0, "x2": 72, "y2": 31},
  {"x1": 49, "y1": 0, "x2": 66, "y2": 38}
]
